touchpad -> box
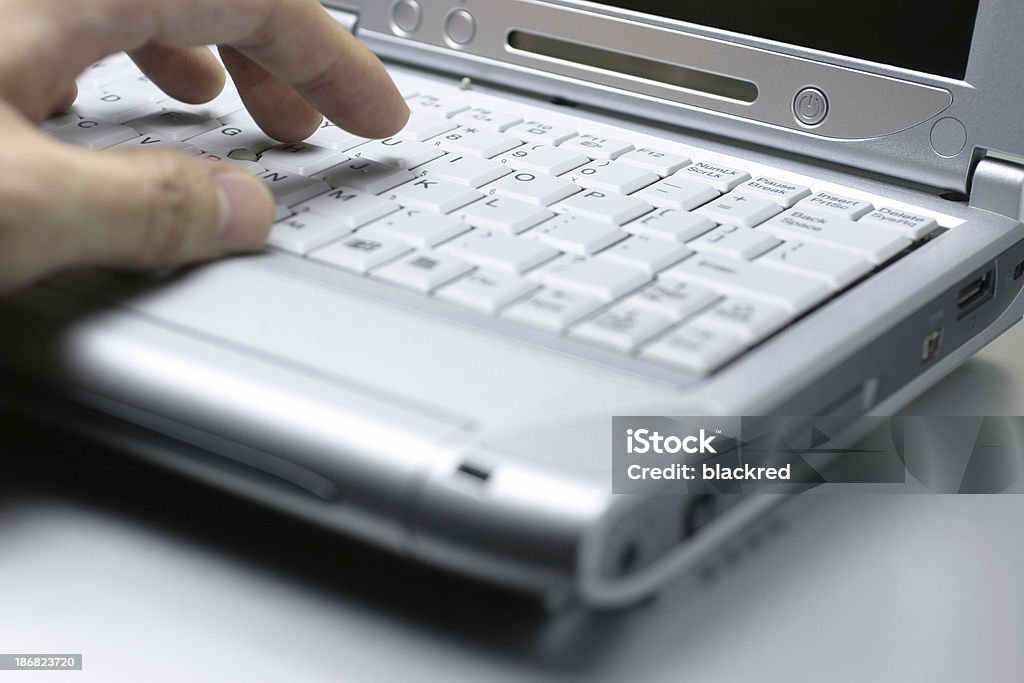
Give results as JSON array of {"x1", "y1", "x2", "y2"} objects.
[{"x1": 71, "y1": 260, "x2": 677, "y2": 433}]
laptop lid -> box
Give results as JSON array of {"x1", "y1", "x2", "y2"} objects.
[{"x1": 334, "y1": 0, "x2": 1023, "y2": 195}]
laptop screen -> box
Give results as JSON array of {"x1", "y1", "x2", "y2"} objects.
[{"x1": 597, "y1": 2, "x2": 980, "y2": 80}]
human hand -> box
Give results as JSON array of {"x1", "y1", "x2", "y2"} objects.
[{"x1": 0, "y1": 0, "x2": 409, "y2": 291}]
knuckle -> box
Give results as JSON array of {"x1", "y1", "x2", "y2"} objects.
[{"x1": 245, "y1": 0, "x2": 295, "y2": 45}]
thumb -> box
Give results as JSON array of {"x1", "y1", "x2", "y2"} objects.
[
  {"x1": 57, "y1": 145, "x2": 275, "y2": 271},
  {"x1": 0, "y1": 118, "x2": 274, "y2": 291}
]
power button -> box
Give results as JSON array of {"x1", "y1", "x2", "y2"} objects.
[
  {"x1": 445, "y1": 9, "x2": 477, "y2": 46},
  {"x1": 793, "y1": 87, "x2": 829, "y2": 126}
]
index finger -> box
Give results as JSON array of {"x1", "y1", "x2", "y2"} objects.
[{"x1": 13, "y1": 0, "x2": 408, "y2": 136}]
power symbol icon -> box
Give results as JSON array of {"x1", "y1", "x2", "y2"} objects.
[{"x1": 793, "y1": 87, "x2": 829, "y2": 126}]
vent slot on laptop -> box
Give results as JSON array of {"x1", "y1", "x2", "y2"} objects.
[
  {"x1": 456, "y1": 462, "x2": 492, "y2": 482},
  {"x1": 507, "y1": 30, "x2": 758, "y2": 103}
]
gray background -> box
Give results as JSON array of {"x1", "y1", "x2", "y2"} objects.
[{"x1": 3, "y1": 324, "x2": 1024, "y2": 682}]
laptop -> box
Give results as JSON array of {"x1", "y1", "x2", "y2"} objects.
[{"x1": 2, "y1": 0, "x2": 1023, "y2": 607}]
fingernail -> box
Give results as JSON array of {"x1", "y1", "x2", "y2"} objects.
[{"x1": 214, "y1": 171, "x2": 273, "y2": 252}]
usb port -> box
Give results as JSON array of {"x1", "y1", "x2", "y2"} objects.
[
  {"x1": 921, "y1": 329, "x2": 942, "y2": 362},
  {"x1": 957, "y1": 269, "x2": 993, "y2": 313}
]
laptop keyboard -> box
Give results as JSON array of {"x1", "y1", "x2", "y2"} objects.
[{"x1": 50, "y1": 52, "x2": 947, "y2": 377}]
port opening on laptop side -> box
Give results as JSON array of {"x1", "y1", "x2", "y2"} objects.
[{"x1": 581, "y1": 231, "x2": 1024, "y2": 606}]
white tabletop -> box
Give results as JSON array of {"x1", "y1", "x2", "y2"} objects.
[{"x1": 3, "y1": 325, "x2": 1024, "y2": 682}]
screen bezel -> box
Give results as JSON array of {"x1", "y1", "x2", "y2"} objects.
[
  {"x1": 353, "y1": 0, "x2": 1024, "y2": 193},
  {"x1": 582, "y1": 1, "x2": 980, "y2": 81}
]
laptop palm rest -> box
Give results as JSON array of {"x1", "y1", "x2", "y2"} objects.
[{"x1": 48, "y1": 258, "x2": 677, "y2": 435}]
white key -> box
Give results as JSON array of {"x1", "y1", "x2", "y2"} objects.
[
  {"x1": 162, "y1": 89, "x2": 243, "y2": 121},
  {"x1": 426, "y1": 126, "x2": 522, "y2": 158},
  {"x1": 41, "y1": 113, "x2": 79, "y2": 132},
  {"x1": 435, "y1": 270, "x2": 540, "y2": 313},
  {"x1": 502, "y1": 288, "x2": 604, "y2": 332},
  {"x1": 797, "y1": 191, "x2": 874, "y2": 219},
  {"x1": 72, "y1": 88, "x2": 159, "y2": 123},
  {"x1": 688, "y1": 225, "x2": 781, "y2": 260},
  {"x1": 126, "y1": 109, "x2": 221, "y2": 141},
  {"x1": 640, "y1": 321, "x2": 746, "y2": 375},
  {"x1": 494, "y1": 144, "x2": 589, "y2": 175},
  {"x1": 391, "y1": 80, "x2": 418, "y2": 100},
  {"x1": 527, "y1": 214, "x2": 627, "y2": 255},
  {"x1": 260, "y1": 142, "x2": 347, "y2": 176},
  {"x1": 695, "y1": 192, "x2": 784, "y2": 228},
  {"x1": 349, "y1": 137, "x2": 444, "y2": 169},
  {"x1": 305, "y1": 120, "x2": 371, "y2": 151},
  {"x1": 456, "y1": 196, "x2": 554, "y2": 234},
  {"x1": 109, "y1": 135, "x2": 199, "y2": 154},
  {"x1": 386, "y1": 177, "x2": 483, "y2": 213},
  {"x1": 616, "y1": 148, "x2": 691, "y2": 176},
  {"x1": 857, "y1": 207, "x2": 939, "y2": 239},
  {"x1": 561, "y1": 160, "x2": 659, "y2": 194},
  {"x1": 76, "y1": 54, "x2": 136, "y2": 90},
  {"x1": 317, "y1": 158, "x2": 414, "y2": 194},
  {"x1": 559, "y1": 133, "x2": 634, "y2": 160},
  {"x1": 451, "y1": 107, "x2": 524, "y2": 132},
  {"x1": 188, "y1": 124, "x2": 276, "y2": 154},
  {"x1": 758, "y1": 241, "x2": 874, "y2": 289},
  {"x1": 258, "y1": 170, "x2": 331, "y2": 208},
  {"x1": 675, "y1": 161, "x2": 751, "y2": 192},
  {"x1": 400, "y1": 110, "x2": 459, "y2": 142},
  {"x1": 506, "y1": 120, "x2": 577, "y2": 145},
  {"x1": 267, "y1": 212, "x2": 352, "y2": 254},
  {"x1": 51, "y1": 118, "x2": 139, "y2": 149},
  {"x1": 308, "y1": 231, "x2": 412, "y2": 273},
  {"x1": 295, "y1": 186, "x2": 400, "y2": 228},
  {"x1": 628, "y1": 281, "x2": 720, "y2": 321},
  {"x1": 220, "y1": 108, "x2": 260, "y2": 129},
  {"x1": 364, "y1": 208, "x2": 469, "y2": 248},
  {"x1": 695, "y1": 297, "x2": 790, "y2": 343},
  {"x1": 198, "y1": 151, "x2": 265, "y2": 175},
  {"x1": 538, "y1": 256, "x2": 650, "y2": 301},
  {"x1": 441, "y1": 229, "x2": 560, "y2": 273},
  {"x1": 152, "y1": 84, "x2": 240, "y2": 116},
  {"x1": 737, "y1": 176, "x2": 812, "y2": 208},
  {"x1": 555, "y1": 188, "x2": 653, "y2": 225},
  {"x1": 486, "y1": 171, "x2": 581, "y2": 206},
  {"x1": 634, "y1": 177, "x2": 719, "y2": 210},
  {"x1": 598, "y1": 235, "x2": 693, "y2": 274},
  {"x1": 109, "y1": 73, "x2": 167, "y2": 102},
  {"x1": 372, "y1": 251, "x2": 475, "y2": 292},
  {"x1": 660, "y1": 254, "x2": 830, "y2": 313},
  {"x1": 416, "y1": 154, "x2": 511, "y2": 187},
  {"x1": 760, "y1": 209, "x2": 911, "y2": 264},
  {"x1": 406, "y1": 94, "x2": 471, "y2": 118},
  {"x1": 625, "y1": 208, "x2": 716, "y2": 242},
  {"x1": 570, "y1": 305, "x2": 674, "y2": 352}
]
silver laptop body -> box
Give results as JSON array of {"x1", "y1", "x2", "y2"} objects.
[{"x1": 2, "y1": 0, "x2": 1024, "y2": 607}]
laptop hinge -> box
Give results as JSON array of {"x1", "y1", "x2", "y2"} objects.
[
  {"x1": 321, "y1": 3, "x2": 359, "y2": 33},
  {"x1": 969, "y1": 157, "x2": 1024, "y2": 222}
]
